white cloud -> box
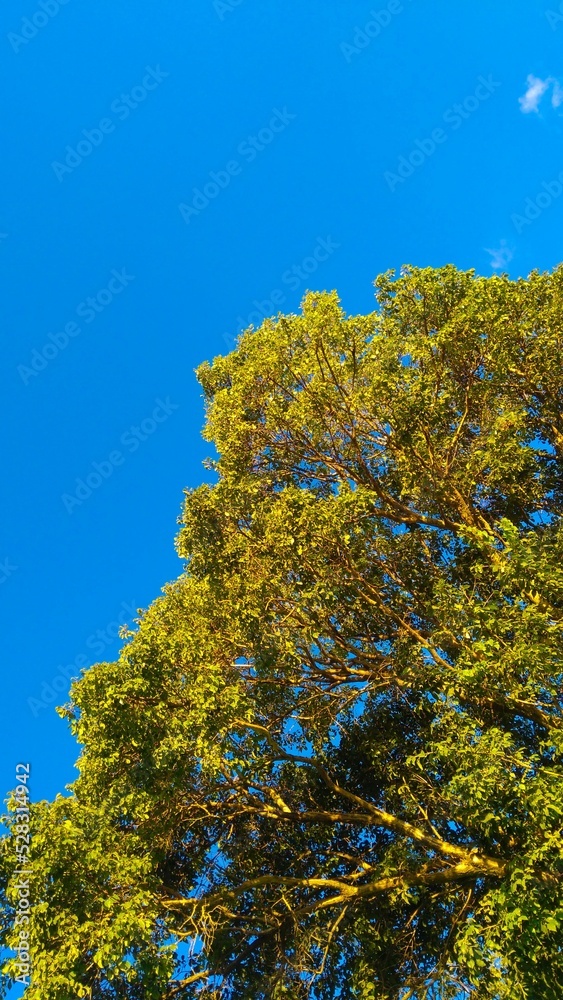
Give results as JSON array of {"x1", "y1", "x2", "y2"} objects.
[
  {"x1": 484, "y1": 241, "x2": 513, "y2": 271},
  {"x1": 552, "y1": 81, "x2": 563, "y2": 108},
  {"x1": 519, "y1": 74, "x2": 551, "y2": 113}
]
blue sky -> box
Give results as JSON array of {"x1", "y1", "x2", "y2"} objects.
[{"x1": 2, "y1": 0, "x2": 563, "y2": 985}]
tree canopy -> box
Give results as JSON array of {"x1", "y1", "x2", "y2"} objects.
[{"x1": 2, "y1": 264, "x2": 563, "y2": 999}]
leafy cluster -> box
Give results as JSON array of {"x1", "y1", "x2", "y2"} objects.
[{"x1": 2, "y1": 265, "x2": 563, "y2": 998}]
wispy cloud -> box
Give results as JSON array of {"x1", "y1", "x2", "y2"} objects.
[
  {"x1": 518, "y1": 73, "x2": 563, "y2": 113},
  {"x1": 519, "y1": 74, "x2": 551, "y2": 113},
  {"x1": 552, "y1": 80, "x2": 563, "y2": 108},
  {"x1": 484, "y1": 240, "x2": 513, "y2": 271}
]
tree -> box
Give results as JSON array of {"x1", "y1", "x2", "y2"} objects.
[{"x1": 2, "y1": 264, "x2": 563, "y2": 999}]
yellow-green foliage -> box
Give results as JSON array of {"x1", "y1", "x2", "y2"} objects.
[{"x1": 2, "y1": 265, "x2": 563, "y2": 999}]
